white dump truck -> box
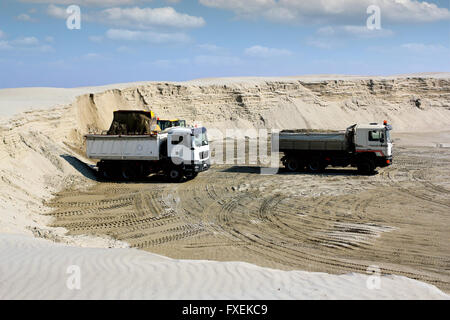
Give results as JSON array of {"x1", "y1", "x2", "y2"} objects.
[
  {"x1": 276, "y1": 122, "x2": 393, "y2": 174},
  {"x1": 85, "y1": 111, "x2": 210, "y2": 181}
]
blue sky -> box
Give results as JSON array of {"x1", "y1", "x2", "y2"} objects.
[{"x1": 0, "y1": 0, "x2": 449, "y2": 88}]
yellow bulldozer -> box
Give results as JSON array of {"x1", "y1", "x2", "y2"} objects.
[{"x1": 156, "y1": 118, "x2": 187, "y2": 131}]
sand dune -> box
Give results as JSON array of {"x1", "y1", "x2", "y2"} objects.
[
  {"x1": 0, "y1": 234, "x2": 447, "y2": 300},
  {"x1": 0, "y1": 83, "x2": 153, "y2": 118}
]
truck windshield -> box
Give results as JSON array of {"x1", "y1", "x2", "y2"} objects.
[{"x1": 193, "y1": 127, "x2": 208, "y2": 147}]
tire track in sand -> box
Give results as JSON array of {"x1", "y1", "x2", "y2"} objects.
[{"x1": 47, "y1": 147, "x2": 450, "y2": 292}]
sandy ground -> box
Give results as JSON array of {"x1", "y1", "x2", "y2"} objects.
[
  {"x1": 1, "y1": 74, "x2": 449, "y2": 299},
  {"x1": 2, "y1": 234, "x2": 447, "y2": 300},
  {"x1": 46, "y1": 136, "x2": 450, "y2": 293}
]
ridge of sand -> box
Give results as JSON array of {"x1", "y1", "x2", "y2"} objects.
[
  {"x1": 1, "y1": 234, "x2": 448, "y2": 300},
  {"x1": 1, "y1": 72, "x2": 449, "y2": 119}
]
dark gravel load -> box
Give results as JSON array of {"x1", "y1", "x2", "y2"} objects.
[{"x1": 107, "y1": 110, "x2": 157, "y2": 135}]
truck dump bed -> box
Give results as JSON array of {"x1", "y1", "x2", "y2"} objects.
[
  {"x1": 86, "y1": 134, "x2": 161, "y2": 161},
  {"x1": 107, "y1": 110, "x2": 157, "y2": 135},
  {"x1": 278, "y1": 130, "x2": 349, "y2": 151}
]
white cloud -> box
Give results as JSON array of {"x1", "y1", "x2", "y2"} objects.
[
  {"x1": 20, "y1": 0, "x2": 153, "y2": 6},
  {"x1": 45, "y1": 5, "x2": 205, "y2": 30},
  {"x1": 368, "y1": 42, "x2": 449, "y2": 57},
  {"x1": 244, "y1": 45, "x2": 292, "y2": 58},
  {"x1": 106, "y1": 29, "x2": 190, "y2": 44},
  {"x1": 89, "y1": 36, "x2": 104, "y2": 43},
  {"x1": 11, "y1": 37, "x2": 40, "y2": 46},
  {"x1": 148, "y1": 52, "x2": 241, "y2": 69},
  {"x1": 45, "y1": 36, "x2": 54, "y2": 43},
  {"x1": 82, "y1": 53, "x2": 102, "y2": 60},
  {"x1": 317, "y1": 25, "x2": 394, "y2": 38},
  {"x1": 17, "y1": 13, "x2": 37, "y2": 22},
  {"x1": 0, "y1": 41, "x2": 12, "y2": 50},
  {"x1": 306, "y1": 25, "x2": 393, "y2": 50},
  {"x1": 400, "y1": 43, "x2": 448, "y2": 53},
  {"x1": 197, "y1": 44, "x2": 226, "y2": 53},
  {"x1": 152, "y1": 59, "x2": 172, "y2": 68},
  {"x1": 46, "y1": 4, "x2": 97, "y2": 22},
  {"x1": 46, "y1": 4, "x2": 94, "y2": 22},
  {"x1": 100, "y1": 7, "x2": 205, "y2": 29},
  {"x1": 47, "y1": 4, "x2": 69, "y2": 19},
  {"x1": 0, "y1": 30, "x2": 6, "y2": 39},
  {"x1": 39, "y1": 45, "x2": 54, "y2": 52},
  {"x1": 199, "y1": 0, "x2": 274, "y2": 17},
  {"x1": 199, "y1": 0, "x2": 450, "y2": 24},
  {"x1": 194, "y1": 55, "x2": 242, "y2": 66},
  {"x1": 0, "y1": 36, "x2": 53, "y2": 52},
  {"x1": 306, "y1": 39, "x2": 334, "y2": 50},
  {"x1": 116, "y1": 46, "x2": 134, "y2": 53},
  {"x1": 150, "y1": 58, "x2": 189, "y2": 68},
  {"x1": 316, "y1": 26, "x2": 335, "y2": 37}
]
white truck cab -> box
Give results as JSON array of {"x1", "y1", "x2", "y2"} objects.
[
  {"x1": 354, "y1": 122, "x2": 393, "y2": 164},
  {"x1": 166, "y1": 126, "x2": 210, "y2": 173}
]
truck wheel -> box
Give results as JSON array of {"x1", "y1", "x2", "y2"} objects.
[
  {"x1": 166, "y1": 166, "x2": 184, "y2": 182},
  {"x1": 133, "y1": 162, "x2": 150, "y2": 179},
  {"x1": 121, "y1": 163, "x2": 137, "y2": 180},
  {"x1": 98, "y1": 167, "x2": 110, "y2": 179},
  {"x1": 140, "y1": 167, "x2": 151, "y2": 179},
  {"x1": 97, "y1": 163, "x2": 107, "y2": 179},
  {"x1": 308, "y1": 158, "x2": 325, "y2": 173},
  {"x1": 357, "y1": 159, "x2": 375, "y2": 175},
  {"x1": 98, "y1": 162, "x2": 117, "y2": 180},
  {"x1": 285, "y1": 158, "x2": 300, "y2": 172},
  {"x1": 101, "y1": 168, "x2": 113, "y2": 180}
]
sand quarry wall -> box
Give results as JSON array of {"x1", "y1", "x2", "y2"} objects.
[
  {"x1": 72, "y1": 77, "x2": 450, "y2": 145},
  {"x1": 1, "y1": 76, "x2": 450, "y2": 237}
]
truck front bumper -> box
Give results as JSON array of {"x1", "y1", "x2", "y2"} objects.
[
  {"x1": 377, "y1": 156, "x2": 392, "y2": 167},
  {"x1": 185, "y1": 161, "x2": 210, "y2": 173}
]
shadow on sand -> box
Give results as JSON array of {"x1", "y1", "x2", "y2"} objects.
[
  {"x1": 222, "y1": 165, "x2": 378, "y2": 176},
  {"x1": 60, "y1": 154, "x2": 169, "y2": 184},
  {"x1": 61, "y1": 154, "x2": 378, "y2": 184}
]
